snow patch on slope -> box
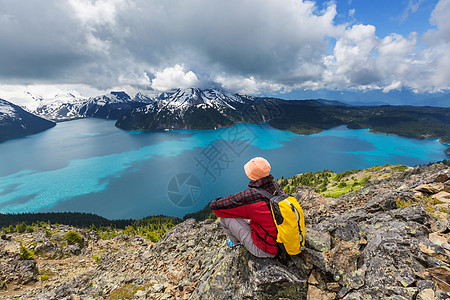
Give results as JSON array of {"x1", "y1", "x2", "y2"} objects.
[
  {"x1": 0, "y1": 99, "x2": 18, "y2": 119},
  {"x1": 159, "y1": 88, "x2": 248, "y2": 112},
  {"x1": 132, "y1": 88, "x2": 252, "y2": 117}
]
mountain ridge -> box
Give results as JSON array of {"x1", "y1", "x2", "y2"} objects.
[
  {"x1": 0, "y1": 99, "x2": 56, "y2": 143},
  {"x1": 115, "y1": 88, "x2": 276, "y2": 131},
  {"x1": 32, "y1": 91, "x2": 147, "y2": 121}
]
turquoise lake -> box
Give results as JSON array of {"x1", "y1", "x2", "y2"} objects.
[{"x1": 0, "y1": 118, "x2": 449, "y2": 219}]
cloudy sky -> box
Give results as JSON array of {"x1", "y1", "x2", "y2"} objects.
[{"x1": 0, "y1": 0, "x2": 449, "y2": 102}]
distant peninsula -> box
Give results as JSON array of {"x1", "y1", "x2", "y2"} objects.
[{"x1": 114, "y1": 88, "x2": 450, "y2": 151}]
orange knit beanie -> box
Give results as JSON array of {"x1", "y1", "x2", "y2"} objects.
[{"x1": 244, "y1": 157, "x2": 271, "y2": 181}]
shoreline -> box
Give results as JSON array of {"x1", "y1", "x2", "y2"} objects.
[
  {"x1": 1, "y1": 118, "x2": 449, "y2": 155},
  {"x1": 280, "y1": 124, "x2": 450, "y2": 154}
]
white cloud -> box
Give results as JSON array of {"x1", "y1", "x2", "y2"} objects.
[
  {"x1": 0, "y1": 84, "x2": 109, "y2": 110},
  {"x1": 68, "y1": 0, "x2": 131, "y2": 27},
  {"x1": 420, "y1": 45, "x2": 450, "y2": 91},
  {"x1": 323, "y1": 24, "x2": 379, "y2": 87},
  {"x1": 320, "y1": 12, "x2": 450, "y2": 94},
  {"x1": 348, "y1": 9, "x2": 355, "y2": 18},
  {"x1": 151, "y1": 65, "x2": 200, "y2": 92},
  {"x1": 383, "y1": 81, "x2": 403, "y2": 93},
  {"x1": 0, "y1": 84, "x2": 106, "y2": 99},
  {"x1": 399, "y1": 0, "x2": 425, "y2": 23},
  {"x1": 377, "y1": 33, "x2": 419, "y2": 87},
  {"x1": 0, "y1": 0, "x2": 448, "y2": 97},
  {"x1": 214, "y1": 75, "x2": 283, "y2": 95},
  {"x1": 68, "y1": 0, "x2": 133, "y2": 55},
  {"x1": 216, "y1": 76, "x2": 260, "y2": 95},
  {"x1": 418, "y1": 0, "x2": 450, "y2": 91},
  {"x1": 0, "y1": 0, "x2": 340, "y2": 91},
  {"x1": 424, "y1": 0, "x2": 450, "y2": 44},
  {"x1": 379, "y1": 33, "x2": 417, "y2": 57},
  {"x1": 85, "y1": 32, "x2": 111, "y2": 54}
]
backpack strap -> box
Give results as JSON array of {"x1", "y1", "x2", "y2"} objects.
[
  {"x1": 252, "y1": 187, "x2": 274, "y2": 199},
  {"x1": 273, "y1": 182, "x2": 283, "y2": 195},
  {"x1": 253, "y1": 224, "x2": 277, "y2": 246}
]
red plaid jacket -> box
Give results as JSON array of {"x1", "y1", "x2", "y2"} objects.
[{"x1": 209, "y1": 175, "x2": 279, "y2": 255}]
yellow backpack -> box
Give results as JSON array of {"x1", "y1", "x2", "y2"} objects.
[{"x1": 253, "y1": 184, "x2": 306, "y2": 255}]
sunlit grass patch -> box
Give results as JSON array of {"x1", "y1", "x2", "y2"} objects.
[
  {"x1": 108, "y1": 283, "x2": 151, "y2": 300},
  {"x1": 278, "y1": 164, "x2": 408, "y2": 199},
  {"x1": 396, "y1": 195, "x2": 448, "y2": 218}
]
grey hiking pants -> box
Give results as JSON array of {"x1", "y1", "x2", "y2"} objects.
[{"x1": 220, "y1": 218, "x2": 276, "y2": 258}]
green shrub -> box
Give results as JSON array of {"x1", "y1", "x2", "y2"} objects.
[
  {"x1": 395, "y1": 195, "x2": 449, "y2": 218},
  {"x1": 361, "y1": 177, "x2": 370, "y2": 186},
  {"x1": 108, "y1": 283, "x2": 148, "y2": 300},
  {"x1": 40, "y1": 274, "x2": 49, "y2": 281},
  {"x1": 45, "y1": 229, "x2": 52, "y2": 238},
  {"x1": 123, "y1": 225, "x2": 136, "y2": 235},
  {"x1": 429, "y1": 198, "x2": 444, "y2": 205},
  {"x1": 93, "y1": 254, "x2": 102, "y2": 264},
  {"x1": 16, "y1": 222, "x2": 27, "y2": 233},
  {"x1": 338, "y1": 182, "x2": 347, "y2": 188},
  {"x1": 439, "y1": 206, "x2": 449, "y2": 214},
  {"x1": 65, "y1": 230, "x2": 83, "y2": 245},
  {"x1": 98, "y1": 228, "x2": 120, "y2": 240},
  {"x1": 26, "y1": 226, "x2": 34, "y2": 233},
  {"x1": 19, "y1": 243, "x2": 34, "y2": 260},
  {"x1": 390, "y1": 165, "x2": 408, "y2": 172}
]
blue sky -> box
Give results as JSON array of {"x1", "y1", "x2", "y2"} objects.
[
  {"x1": 330, "y1": 0, "x2": 439, "y2": 36},
  {"x1": 0, "y1": 0, "x2": 449, "y2": 105}
]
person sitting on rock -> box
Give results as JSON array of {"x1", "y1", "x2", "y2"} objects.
[{"x1": 209, "y1": 157, "x2": 279, "y2": 258}]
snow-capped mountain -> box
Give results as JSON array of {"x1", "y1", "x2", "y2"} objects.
[
  {"x1": 157, "y1": 88, "x2": 247, "y2": 111},
  {"x1": 0, "y1": 99, "x2": 56, "y2": 142},
  {"x1": 19, "y1": 91, "x2": 44, "y2": 111},
  {"x1": 2, "y1": 87, "x2": 283, "y2": 132},
  {"x1": 0, "y1": 100, "x2": 17, "y2": 119},
  {"x1": 6, "y1": 91, "x2": 86, "y2": 113},
  {"x1": 134, "y1": 92, "x2": 158, "y2": 104},
  {"x1": 32, "y1": 92, "x2": 87, "y2": 120},
  {"x1": 33, "y1": 91, "x2": 147, "y2": 121},
  {"x1": 115, "y1": 88, "x2": 280, "y2": 131}
]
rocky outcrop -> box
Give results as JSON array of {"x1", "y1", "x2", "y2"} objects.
[
  {"x1": 0, "y1": 253, "x2": 38, "y2": 286},
  {"x1": 34, "y1": 242, "x2": 63, "y2": 259},
  {"x1": 1, "y1": 163, "x2": 450, "y2": 299},
  {"x1": 294, "y1": 163, "x2": 450, "y2": 299}
]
